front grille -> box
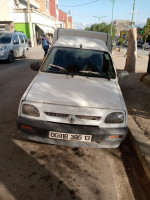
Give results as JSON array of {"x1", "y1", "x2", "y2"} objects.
[
  {"x1": 45, "y1": 112, "x2": 69, "y2": 117},
  {"x1": 44, "y1": 112, "x2": 101, "y2": 121}
]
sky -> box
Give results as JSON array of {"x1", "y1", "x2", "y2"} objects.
[{"x1": 59, "y1": 0, "x2": 150, "y2": 29}]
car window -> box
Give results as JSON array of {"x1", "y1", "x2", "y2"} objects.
[
  {"x1": 13, "y1": 35, "x2": 19, "y2": 45},
  {"x1": 41, "y1": 47, "x2": 116, "y2": 79},
  {"x1": 0, "y1": 33, "x2": 12, "y2": 44},
  {"x1": 19, "y1": 35, "x2": 24, "y2": 43},
  {"x1": 23, "y1": 35, "x2": 28, "y2": 43}
]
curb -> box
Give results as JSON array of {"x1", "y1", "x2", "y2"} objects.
[{"x1": 128, "y1": 115, "x2": 150, "y2": 183}]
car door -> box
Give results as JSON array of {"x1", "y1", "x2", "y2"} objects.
[
  {"x1": 19, "y1": 34, "x2": 25, "y2": 56},
  {"x1": 12, "y1": 35, "x2": 20, "y2": 57}
]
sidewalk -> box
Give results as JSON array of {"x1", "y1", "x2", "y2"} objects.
[{"x1": 112, "y1": 49, "x2": 150, "y2": 183}]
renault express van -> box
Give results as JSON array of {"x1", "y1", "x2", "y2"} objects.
[
  {"x1": 17, "y1": 29, "x2": 128, "y2": 148},
  {"x1": 0, "y1": 31, "x2": 29, "y2": 62}
]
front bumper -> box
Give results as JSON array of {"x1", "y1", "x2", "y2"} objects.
[{"x1": 17, "y1": 116, "x2": 128, "y2": 148}]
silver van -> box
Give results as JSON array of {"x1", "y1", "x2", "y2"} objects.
[{"x1": 0, "y1": 31, "x2": 29, "y2": 63}]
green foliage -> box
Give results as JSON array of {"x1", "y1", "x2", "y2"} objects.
[
  {"x1": 84, "y1": 22, "x2": 116, "y2": 39},
  {"x1": 143, "y1": 18, "x2": 150, "y2": 40},
  {"x1": 118, "y1": 38, "x2": 125, "y2": 45}
]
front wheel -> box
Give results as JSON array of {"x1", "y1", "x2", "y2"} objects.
[{"x1": 8, "y1": 52, "x2": 14, "y2": 63}]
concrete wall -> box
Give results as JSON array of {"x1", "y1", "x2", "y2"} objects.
[
  {"x1": 0, "y1": 0, "x2": 12, "y2": 21},
  {"x1": 12, "y1": 10, "x2": 55, "y2": 28},
  {"x1": 15, "y1": 23, "x2": 30, "y2": 38}
]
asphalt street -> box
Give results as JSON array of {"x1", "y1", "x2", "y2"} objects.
[{"x1": 0, "y1": 46, "x2": 150, "y2": 200}]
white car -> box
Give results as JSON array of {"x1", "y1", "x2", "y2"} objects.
[
  {"x1": 142, "y1": 42, "x2": 150, "y2": 49},
  {"x1": 17, "y1": 29, "x2": 128, "y2": 148},
  {"x1": 0, "y1": 31, "x2": 29, "y2": 62}
]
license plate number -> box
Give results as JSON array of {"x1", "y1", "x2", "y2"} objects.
[{"x1": 49, "y1": 131, "x2": 92, "y2": 142}]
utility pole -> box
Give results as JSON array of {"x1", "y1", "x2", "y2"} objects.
[
  {"x1": 131, "y1": 0, "x2": 136, "y2": 28},
  {"x1": 27, "y1": 0, "x2": 33, "y2": 46},
  {"x1": 27, "y1": 0, "x2": 31, "y2": 23},
  {"x1": 110, "y1": 0, "x2": 115, "y2": 37}
]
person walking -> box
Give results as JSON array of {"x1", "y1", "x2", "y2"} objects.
[
  {"x1": 42, "y1": 33, "x2": 51, "y2": 57},
  {"x1": 140, "y1": 50, "x2": 150, "y2": 81}
]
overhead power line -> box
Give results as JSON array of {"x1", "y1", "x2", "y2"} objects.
[{"x1": 59, "y1": 0, "x2": 100, "y2": 7}]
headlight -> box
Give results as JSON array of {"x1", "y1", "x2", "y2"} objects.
[
  {"x1": 105, "y1": 112, "x2": 124, "y2": 123},
  {"x1": 0, "y1": 45, "x2": 7, "y2": 50},
  {"x1": 22, "y1": 104, "x2": 40, "y2": 117}
]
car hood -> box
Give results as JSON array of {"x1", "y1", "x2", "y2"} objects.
[{"x1": 25, "y1": 73, "x2": 123, "y2": 109}]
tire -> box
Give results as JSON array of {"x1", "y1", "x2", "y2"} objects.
[
  {"x1": 23, "y1": 49, "x2": 29, "y2": 58},
  {"x1": 8, "y1": 52, "x2": 14, "y2": 63}
]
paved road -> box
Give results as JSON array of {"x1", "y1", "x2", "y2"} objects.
[
  {"x1": 0, "y1": 46, "x2": 149, "y2": 200},
  {"x1": 120, "y1": 46, "x2": 149, "y2": 56}
]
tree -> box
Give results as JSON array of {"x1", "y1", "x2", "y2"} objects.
[
  {"x1": 124, "y1": 28, "x2": 137, "y2": 72},
  {"x1": 143, "y1": 18, "x2": 150, "y2": 48},
  {"x1": 118, "y1": 37, "x2": 126, "y2": 52},
  {"x1": 84, "y1": 22, "x2": 116, "y2": 39}
]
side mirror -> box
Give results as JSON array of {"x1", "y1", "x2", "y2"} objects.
[
  {"x1": 118, "y1": 71, "x2": 129, "y2": 80},
  {"x1": 30, "y1": 62, "x2": 41, "y2": 71}
]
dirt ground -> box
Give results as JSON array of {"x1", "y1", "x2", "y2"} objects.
[{"x1": 112, "y1": 50, "x2": 150, "y2": 140}]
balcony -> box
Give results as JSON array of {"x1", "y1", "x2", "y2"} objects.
[{"x1": 20, "y1": 0, "x2": 40, "y2": 9}]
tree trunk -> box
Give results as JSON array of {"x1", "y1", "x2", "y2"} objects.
[{"x1": 124, "y1": 28, "x2": 137, "y2": 72}]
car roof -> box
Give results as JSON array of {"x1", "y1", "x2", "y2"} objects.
[
  {"x1": 53, "y1": 36, "x2": 109, "y2": 52},
  {"x1": 0, "y1": 31, "x2": 25, "y2": 35}
]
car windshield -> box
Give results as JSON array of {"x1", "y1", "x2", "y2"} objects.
[
  {"x1": 41, "y1": 47, "x2": 116, "y2": 79},
  {"x1": 0, "y1": 33, "x2": 12, "y2": 44}
]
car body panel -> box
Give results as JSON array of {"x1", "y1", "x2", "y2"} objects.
[{"x1": 142, "y1": 43, "x2": 150, "y2": 49}]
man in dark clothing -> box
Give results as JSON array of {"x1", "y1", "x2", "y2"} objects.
[{"x1": 42, "y1": 33, "x2": 51, "y2": 57}]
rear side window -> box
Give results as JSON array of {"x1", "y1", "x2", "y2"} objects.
[
  {"x1": 23, "y1": 35, "x2": 28, "y2": 43},
  {"x1": 13, "y1": 35, "x2": 19, "y2": 45},
  {"x1": 19, "y1": 35, "x2": 24, "y2": 43}
]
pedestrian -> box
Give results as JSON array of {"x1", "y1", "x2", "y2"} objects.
[
  {"x1": 140, "y1": 49, "x2": 150, "y2": 81},
  {"x1": 42, "y1": 33, "x2": 51, "y2": 57}
]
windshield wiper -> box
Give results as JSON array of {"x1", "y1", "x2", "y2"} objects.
[
  {"x1": 47, "y1": 64, "x2": 70, "y2": 74},
  {"x1": 79, "y1": 70, "x2": 99, "y2": 75},
  {"x1": 79, "y1": 70, "x2": 110, "y2": 80}
]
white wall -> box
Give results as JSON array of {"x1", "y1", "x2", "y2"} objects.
[
  {"x1": 0, "y1": 0, "x2": 12, "y2": 21},
  {"x1": 12, "y1": 10, "x2": 56, "y2": 28}
]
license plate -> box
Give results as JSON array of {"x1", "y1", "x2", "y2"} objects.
[{"x1": 49, "y1": 131, "x2": 92, "y2": 142}]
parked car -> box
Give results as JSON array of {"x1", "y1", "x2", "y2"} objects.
[
  {"x1": 123, "y1": 41, "x2": 128, "y2": 47},
  {"x1": 142, "y1": 42, "x2": 150, "y2": 49},
  {"x1": 17, "y1": 29, "x2": 128, "y2": 148},
  {"x1": 0, "y1": 31, "x2": 29, "y2": 62},
  {"x1": 137, "y1": 41, "x2": 143, "y2": 47}
]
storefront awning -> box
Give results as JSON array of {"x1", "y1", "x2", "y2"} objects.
[{"x1": 36, "y1": 24, "x2": 54, "y2": 34}]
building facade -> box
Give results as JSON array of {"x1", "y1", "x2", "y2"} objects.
[
  {"x1": 113, "y1": 20, "x2": 133, "y2": 37},
  {"x1": 58, "y1": 9, "x2": 73, "y2": 29},
  {"x1": 0, "y1": 0, "x2": 73, "y2": 47}
]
